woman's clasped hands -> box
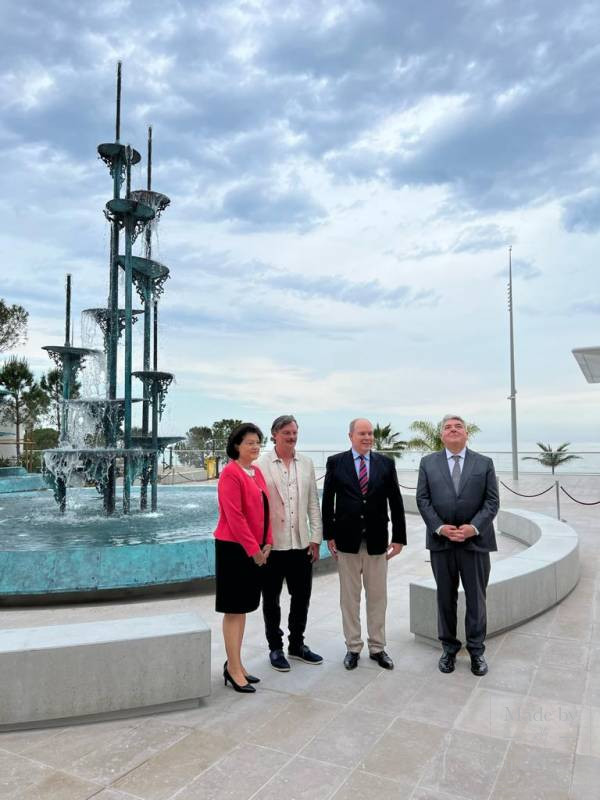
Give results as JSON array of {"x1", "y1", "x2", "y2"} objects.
[{"x1": 252, "y1": 544, "x2": 272, "y2": 566}]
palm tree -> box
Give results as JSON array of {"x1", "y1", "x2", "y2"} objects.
[
  {"x1": 522, "y1": 443, "x2": 581, "y2": 475},
  {"x1": 372, "y1": 422, "x2": 406, "y2": 459},
  {"x1": 407, "y1": 419, "x2": 481, "y2": 452}
]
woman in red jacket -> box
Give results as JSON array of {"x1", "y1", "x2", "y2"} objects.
[{"x1": 214, "y1": 423, "x2": 273, "y2": 693}]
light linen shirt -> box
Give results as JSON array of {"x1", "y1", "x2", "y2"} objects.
[{"x1": 274, "y1": 454, "x2": 302, "y2": 549}]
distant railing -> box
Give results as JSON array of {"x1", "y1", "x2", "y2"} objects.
[
  {"x1": 6, "y1": 447, "x2": 600, "y2": 478},
  {"x1": 166, "y1": 447, "x2": 600, "y2": 475}
]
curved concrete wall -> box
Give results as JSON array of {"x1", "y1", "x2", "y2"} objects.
[
  {"x1": 0, "y1": 613, "x2": 211, "y2": 730},
  {"x1": 409, "y1": 505, "x2": 580, "y2": 646}
]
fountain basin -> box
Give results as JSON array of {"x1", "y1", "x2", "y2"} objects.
[
  {"x1": 0, "y1": 467, "x2": 46, "y2": 494},
  {"x1": 0, "y1": 485, "x2": 330, "y2": 603}
]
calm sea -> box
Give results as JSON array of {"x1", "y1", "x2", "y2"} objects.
[{"x1": 297, "y1": 444, "x2": 600, "y2": 475}]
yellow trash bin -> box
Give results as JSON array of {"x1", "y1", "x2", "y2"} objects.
[{"x1": 205, "y1": 456, "x2": 218, "y2": 479}]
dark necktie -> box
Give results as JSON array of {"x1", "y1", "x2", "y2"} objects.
[
  {"x1": 451, "y1": 455, "x2": 461, "y2": 493},
  {"x1": 358, "y1": 455, "x2": 368, "y2": 495}
]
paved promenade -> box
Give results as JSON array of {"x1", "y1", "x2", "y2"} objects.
[{"x1": 0, "y1": 473, "x2": 598, "y2": 799}]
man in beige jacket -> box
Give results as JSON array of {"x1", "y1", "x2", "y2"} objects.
[{"x1": 255, "y1": 415, "x2": 323, "y2": 671}]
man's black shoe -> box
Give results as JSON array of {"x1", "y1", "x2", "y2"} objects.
[
  {"x1": 369, "y1": 650, "x2": 394, "y2": 669},
  {"x1": 288, "y1": 644, "x2": 323, "y2": 665},
  {"x1": 343, "y1": 651, "x2": 360, "y2": 670},
  {"x1": 269, "y1": 649, "x2": 291, "y2": 672},
  {"x1": 438, "y1": 652, "x2": 456, "y2": 673},
  {"x1": 470, "y1": 655, "x2": 488, "y2": 676}
]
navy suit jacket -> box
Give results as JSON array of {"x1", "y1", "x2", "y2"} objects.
[
  {"x1": 322, "y1": 450, "x2": 406, "y2": 554},
  {"x1": 416, "y1": 449, "x2": 499, "y2": 553}
]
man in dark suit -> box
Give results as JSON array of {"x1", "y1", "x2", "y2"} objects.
[
  {"x1": 322, "y1": 418, "x2": 406, "y2": 670},
  {"x1": 416, "y1": 414, "x2": 499, "y2": 676}
]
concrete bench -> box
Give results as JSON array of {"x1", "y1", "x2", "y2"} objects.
[
  {"x1": 408, "y1": 505, "x2": 580, "y2": 646},
  {"x1": 0, "y1": 612, "x2": 211, "y2": 729}
]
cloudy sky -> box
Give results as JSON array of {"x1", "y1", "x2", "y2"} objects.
[{"x1": 1, "y1": 0, "x2": 600, "y2": 450}]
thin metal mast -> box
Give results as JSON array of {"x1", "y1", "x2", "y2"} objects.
[{"x1": 508, "y1": 246, "x2": 519, "y2": 480}]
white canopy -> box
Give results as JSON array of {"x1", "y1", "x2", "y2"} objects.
[{"x1": 572, "y1": 347, "x2": 600, "y2": 383}]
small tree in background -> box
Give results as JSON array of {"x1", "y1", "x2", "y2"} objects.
[
  {"x1": 211, "y1": 418, "x2": 243, "y2": 450},
  {"x1": 40, "y1": 368, "x2": 81, "y2": 435},
  {"x1": 188, "y1": 426, "x2": 213, "y2": 449},
  {"x1": 0, "y1": 358, "x2": 49, "y2": 460},
  {"x1": 407, "y1": 419, "x2": 481, "y2": 452},
  {"x1": 174, "y1": 426, "x2": 213, "y2": 466},
  {"x1": 522, "y1": 443, "x2": 581, "y2": 475},
  {"x1": 173, "y1": 421, "x2": 243, "y2": 466},
  {"x1": 0, "y1": 299, "x2": 28, "y2": 352}
]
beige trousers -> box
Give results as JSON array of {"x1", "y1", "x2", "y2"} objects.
[{"x1": 337, "y1": 543, "x2": 388, "y2": 654}]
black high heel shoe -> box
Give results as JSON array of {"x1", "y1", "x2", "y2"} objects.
[
  {"x1": 223, "y1": 661, "x2": 260, "y2": 684},
  {"x1": 223, "y1": 663, "x2": 256, "y2": 693}
]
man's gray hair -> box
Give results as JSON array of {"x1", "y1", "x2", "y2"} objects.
[
  {"x1": 441, "y1": 414, "x2": 467, "y2": 428},
  {"x1": 270, "y1": 414, "x2": 298, "y2": 442}
]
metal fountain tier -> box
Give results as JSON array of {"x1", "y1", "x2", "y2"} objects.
[
  {"x1": 132, "y1": 371, "x2": 174, "y2": 416},
  {"x1": 41, "y1": 63, "x2": 182, "y2": 516},
  {"x1": 105, "y1": 197, "x2": 155, "y2": 243},
  {"x1": 129, "y1": 190, "x2": 170, "y2": 218},
  {"x1": 42, "y1": 345, "x2": 101, "y2": 372},
  {"x1": 117, "y1": 256, "x2": 169, "y2": 279},
  {"x1": 98, "y1": 142, "x2": 141, "y2": 169},
  {"x1": 117, "y1": 256, "x2": 170, "y2": 302},
  {"x1": 82, "y1": 308, "x2": 143, "y2": 341}
]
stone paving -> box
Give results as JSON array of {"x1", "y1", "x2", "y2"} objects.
[{"x1": 0, "y1": 473, "x2": 599, "y2": 799}]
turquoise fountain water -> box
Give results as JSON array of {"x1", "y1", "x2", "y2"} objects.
[{"x1": 0, "y1": 485, "x2": 219, "y2": 602}]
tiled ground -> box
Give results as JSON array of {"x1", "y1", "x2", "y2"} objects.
[{"x1": 1, "y1": 474, "x2": 599, "y2": 799}]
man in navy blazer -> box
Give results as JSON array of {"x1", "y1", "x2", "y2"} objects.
[
  {"x1": 416, "y1": 414, "x2": 499, "y2": 676},
  {"x1": 322, "y1": 418, "x2": 406, "y2": 670}
]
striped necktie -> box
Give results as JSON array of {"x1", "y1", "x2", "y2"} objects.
[{"x1": 358, "y1": 455, "x2": 368, "y2": 495}]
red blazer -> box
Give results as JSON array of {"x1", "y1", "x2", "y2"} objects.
[{"x1": 214, "y1": 460, "x2": 273, "y2": 557}]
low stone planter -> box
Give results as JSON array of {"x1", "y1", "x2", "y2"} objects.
[{"x1": 409, "y1": 506, "x2": 580, "y2": 646}]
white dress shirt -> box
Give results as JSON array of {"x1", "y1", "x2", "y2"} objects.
[{"x1": 445, "y1": 447, "x2": 466, "y2": 476}]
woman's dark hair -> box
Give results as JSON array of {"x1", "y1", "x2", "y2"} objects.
[{"x1": 226, "y1": 423, "x2": 264, "y2": 460}]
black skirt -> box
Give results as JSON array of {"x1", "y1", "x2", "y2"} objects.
[{"x1": 215, "y1": 539, "x2": 262, "y2": 613}]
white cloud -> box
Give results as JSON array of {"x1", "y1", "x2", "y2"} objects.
[{"x1": 2, "y1": 0, "x2": 600, "y2": 449}]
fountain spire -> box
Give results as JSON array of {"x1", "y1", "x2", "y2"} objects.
[
  {"x1": 64, "y1": 274, "x2": 72, "y2": 347},
  {"x1": 115, "y1": 61, "x2": 122, "y2": 142}
]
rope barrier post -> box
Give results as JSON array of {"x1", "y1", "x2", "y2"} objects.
[{"x1": 555, "y1": 480, "x2": 561, "y2": 520}]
